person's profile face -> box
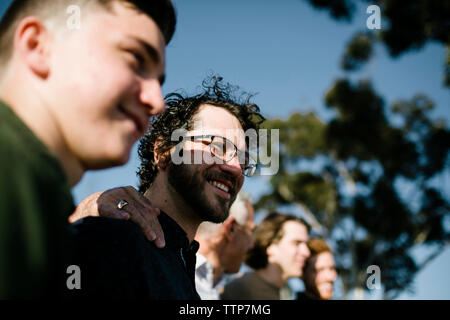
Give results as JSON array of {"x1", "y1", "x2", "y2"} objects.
[
  {"x1": 304, "y1": 251, "x2": 337, "y2": 300},
  {"x1": 168, "y1": 104, "x2": 246, "y2": 222},
  {"x1": 267, "y1": 221, "x2": 310, "y2": 280},
  {"x1": 47, "y1": 2, "x2": 167, "y2": 169},
  {"x1": 224, "y1": 202, "x2": 255, "y2": 273}
]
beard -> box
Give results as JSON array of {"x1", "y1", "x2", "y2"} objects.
[{"x1": 167, "y1": 162, "x2": 237, "y2": 223}]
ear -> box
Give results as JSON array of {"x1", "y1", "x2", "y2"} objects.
[
  {"x1": 153, "y1": 137, "x2": 170, "y2": 169},
  {"x1": 266, "y1": 243, "x2": 276, "y2": 257},
  {"x1": 14, "y1": 17, "x2": 52, "y2": 78},
  {"x1": 223, "y1": 217, "x2": 236, "y2": 242}
]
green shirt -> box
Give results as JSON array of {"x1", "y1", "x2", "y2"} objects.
[{"x1": 0, "y1": 100, "x2": 75, "y2": 299}]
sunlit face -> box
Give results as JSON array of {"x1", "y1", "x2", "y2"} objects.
[
  {"x1": 303, "y1": 251, "x2": 337, "y2": 300},
  {"x1": 267, "y1": 221, "x2": 310, "y2": 280},
  {"x1": 46, "y1": 2, "x2": 166, "y2": 169},
  {"x1": 167, "y1": 104, "x2": 246, "y2": 223},
  {"x1": 223, "y1": 202, "x2": 256, "y2": 273}
]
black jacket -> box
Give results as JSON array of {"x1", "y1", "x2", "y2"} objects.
[{"x1": 68, "y1": 212, "x2": 200, "y2": 300}]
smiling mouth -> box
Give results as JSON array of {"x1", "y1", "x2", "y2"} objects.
[
  {"x1": 296, "y1": 260, "x2": 305, "y2": 268},
  {"x1": 118, "y1": 104, "x2": 145, "y2": 135},
  {"x1": 319, "y1": 283, "x2": 334, "y2": 291},
  {"x1": 209, "y1": 180, "x2": 230, "y2": 192},
  {"x1": 207, "y1": 179, "x2": 233, "y2": 199}
]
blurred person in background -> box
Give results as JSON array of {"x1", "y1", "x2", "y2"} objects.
[
  {"x1": 221, "y1": 212, "x2": 310, "y2": 300},
  {"x1": 195, "y1": 190, "x2": 255, "y2": 299},
  {"x1": 297, "y1": 237, "x2": 337, "y2": 300}
]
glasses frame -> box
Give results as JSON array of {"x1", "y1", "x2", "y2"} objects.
[{"x1": 185, "y1": 135, "x2": 257, "y2": 177}]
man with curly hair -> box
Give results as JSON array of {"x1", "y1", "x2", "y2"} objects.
[{"x1": 69, "y1": 77, "x2": 265, "y2": 299}]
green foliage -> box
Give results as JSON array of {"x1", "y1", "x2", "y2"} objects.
[
  {"x1": 380, "y1": 0, "x2": 449, "y2": 56},
  {"x1": 305, "y1": 0, "x2": 355, "y2": 21},
  {"x1": 341, "y1": 33, "x2": 374, "y2": 71},
  {"x1": 262, "y1": 112, "x2": 327, "y2": 158},
  {"x1": 256, "y1": 84, "x2": 449, "y2": 297},
  {"x1": 256, "y1": 0, "x2": 450, "y2": 299},
  {"x1": 303, "y1": 0, "x2": 450, "y2": 87}
]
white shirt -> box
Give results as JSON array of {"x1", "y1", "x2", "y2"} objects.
[{"x1": 195, "y1": 253, "x2": 229, "y2": 300}]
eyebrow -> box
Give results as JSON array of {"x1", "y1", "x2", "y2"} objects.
[{"x1": 129, "y1": 36, "x2": 166, "y2": 85}]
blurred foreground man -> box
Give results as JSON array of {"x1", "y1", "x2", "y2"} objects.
[
  {"x1": 0, "y1": 0, "x2": 175, "y2": 298},
  {"x1": 195, "y1": 191, "x2": 255, "y2": 299},
  {"x1": 221, "y1": 212, "x2": 310, "y2": 300},
  {"x1": 298, "y1": 238, "x2": 337, "y2": 300},
  {"x1": 69, "y1": 78, "x2": 265, "y2": 299}
]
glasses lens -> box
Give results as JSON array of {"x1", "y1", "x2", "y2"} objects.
[
  {"x1": 211, "y1": 136, "x2": 236, "y2": 161},
  {"x1": 210, "y1": 138, "x2": 225, "y2": 158}
]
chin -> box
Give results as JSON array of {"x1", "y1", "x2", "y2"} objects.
[
  {"x1": 83, "y1": 151, "x2": 130, "y2": 170},
  {"x1": 108, "y1": 144, "x2": 133, "y2": 164},
  {"x1": 112, "y1": 154, "x2": 130, "y2": 167},
  {"x1": 319, "y1": 291, "x2": 333, "y2": 300}
]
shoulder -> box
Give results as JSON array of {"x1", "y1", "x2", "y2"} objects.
[
  {"x1": 68, "y1": 217, "x2": 171, "y2": 298},
  {"x1": 221, "y1": 272, "x2": 256, "y2": 299},
  {"x1": 228, "y1": 271, "x2": 258, "y2": 285},
  {"x1": 69, "y1": 218, "x2": 150, "y2": 295},
  {"x1": 72, "y1": 217, "x2": 149, "y2": 251},
  {"x1": 71, "y1": 216, "x2": 168, "y2": 266},
  {"x1": 0, "y1": 112, "x2": 39, "y2": 162},
  {"x1": 0, "y1": 129, "x2": 69, "y2": 198},
  {"x1": 0, "y1": 104, "x2": 66, "y2": 182}
]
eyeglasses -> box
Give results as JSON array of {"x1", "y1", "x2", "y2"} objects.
[{"x1": 185, "y1": 135, "x2": 257, "y2": 177}]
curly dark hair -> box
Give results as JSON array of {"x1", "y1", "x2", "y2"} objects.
[
  {"x1": 245, "y1": 212, "x2": 310, "y2": 270},
  {"x1": 137, "y1": 76, "x2": 265, "y2": 192}
]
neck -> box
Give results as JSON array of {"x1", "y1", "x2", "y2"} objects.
[
  {"x1": 256, "y1": 264, "x2": 287, "y2": 289},
  {"x1": 0, "y1": 73, "x2": 83, "y2": 187},
  {"x1": 304, "y1": 289, "x2": 321, "y2": 300},
  {"x1": 145, "y1": 174, "x2": 202, "y2": 243}
]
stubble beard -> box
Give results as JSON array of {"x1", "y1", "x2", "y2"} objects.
[{"x1": 167, "y1": 163, "x2": 232, "y2": 223}]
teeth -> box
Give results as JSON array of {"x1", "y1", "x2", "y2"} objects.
[
  {"x1": 319, "y1": 283, "x2": 333, "y2": 290},
  {"x1": 210, "y1": 180, "x2": 230, "y2": 193}
]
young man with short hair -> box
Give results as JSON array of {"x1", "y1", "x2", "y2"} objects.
[{"x1": 0, "y1": 0, "x2": 175, "y2": 298}]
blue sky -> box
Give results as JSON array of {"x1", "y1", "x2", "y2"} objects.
[{"x1": 1, "y1": 0, "x2": 449, "y2": 299}]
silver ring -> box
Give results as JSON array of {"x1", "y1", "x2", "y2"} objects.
[{"x1": 117, "y1": 199, "x2": 129, "y2": 210}]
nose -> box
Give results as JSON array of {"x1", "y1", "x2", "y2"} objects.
[
  {"x1": 328, "y1": 269, "x2": 338, "y2": 282},
  {"x1": 300, "y1": 243, "x2": 311, "y2": 259},
  {"x1": 139, "y1": 79, "x2": 166, "y2": 116},
  {"x1": 219, "y1": 154, "x2": 244, "y2": 180}
]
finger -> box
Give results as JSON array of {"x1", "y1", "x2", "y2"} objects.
[
  {"x1": 123, "y1": 186, "x2": 155, "y2": 212},
  {"x1": 142, "y1": 208, "x2": 166, "y2": 248},
  {"x1": 117, "y1": 186, "x2": 165, "y2": 247},
  {"x1": 126, "y1": 201, "x2": 158, "y2": 242},
  {"x1": 98, "y1": 203, "x2": 130, "y2": 220}
]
